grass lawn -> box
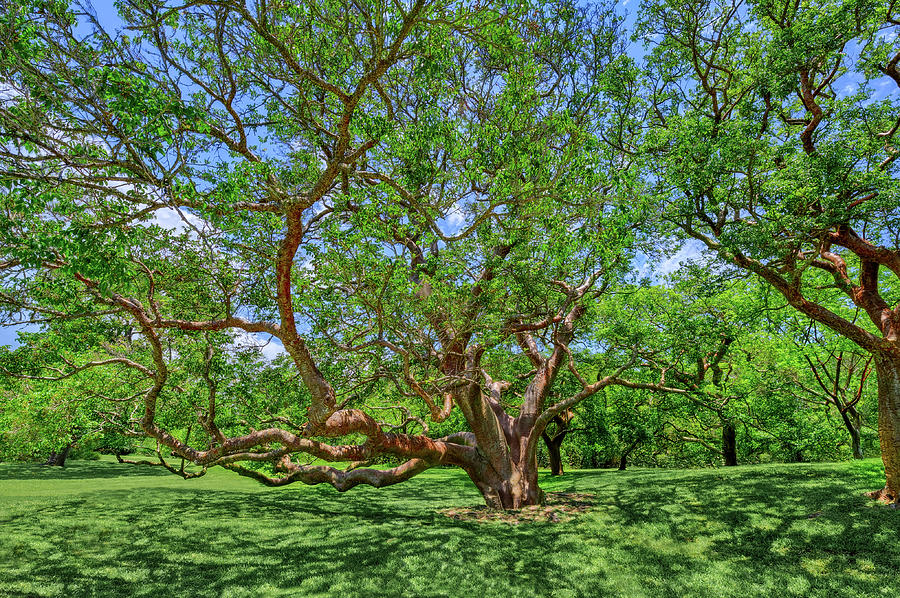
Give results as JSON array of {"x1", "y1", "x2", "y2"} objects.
[{"x1": 0, "y1": 457, "x2": 898, "y2": 597}]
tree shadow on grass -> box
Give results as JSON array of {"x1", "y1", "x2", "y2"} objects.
[
  {"x1": 0, "y1": 459, "x2": 174, "y2": 481},
  {"x1": 0, "y1": 469, "x2": 570, "y2": 597},
  {"x1": 588, "y1": 463, "x2": 900, "y2": 596},
  {"x1": 1, "y1": 462, "x2": 898, "y2": 597}
]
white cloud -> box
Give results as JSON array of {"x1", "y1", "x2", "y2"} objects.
[
  {"x1": 232, "y1": 330, "x2": 286, "y2": 361},
  {"x1": 150, "y1": 207, "x2": 205, "y2": 234},
  {"x1": 259, "y1": 338, "x2": 287, "y2": 361},
  {"x1": 0, "y1": 82, "x2": 22, "y2": 102},
  {"x1": 656, "y1": 239, "x2": 705, "y2": 276},
  {"x1": 440, "y1": 202, "x2": 466, "y2": 236}
]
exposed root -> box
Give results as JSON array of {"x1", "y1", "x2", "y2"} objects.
[
  {"x1": 865, "y1": 487, "x2": 899, "y2": 507},
  {"x1": 442, "y1": 492, "x2": 597, "y2": 524}
]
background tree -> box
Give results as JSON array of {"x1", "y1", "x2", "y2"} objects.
[
  {"x1": 632, "y1": 0, "x2": 900, "y2": 502},
  {"x1": 0, "y1": 320, "x2": 149, "y2": 464},
  {"x1": 539, "y1": 408, "x2": 575, "y2": 475},
  {"x1": 587, "y1": 277, "x2": 755, "y2": 466},
  {"x1": 766, "y1": 310, "x2": 879, "y2": 460}
]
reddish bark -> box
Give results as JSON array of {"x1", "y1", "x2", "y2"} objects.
[
  {"x1": 466, "y1": 442, "x2": 545, "y2": 510},
  {"x1": 82, "y1": 257, "x2": 623, "y2": 509}
]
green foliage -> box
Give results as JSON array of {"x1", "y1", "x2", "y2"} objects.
[{"x1": 0, "y1": 0, "x2": 896, "y2": 501}]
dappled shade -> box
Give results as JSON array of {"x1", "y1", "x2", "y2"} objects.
[{"x1": 0, "y1": 458, "x2": 898, "y2": 597}]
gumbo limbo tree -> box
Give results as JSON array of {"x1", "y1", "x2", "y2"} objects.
[
  {"x1": 633, "y1": 0, "x2": 900, "y2": 502},
  {"x1": 0, "y1": 0, "x2": 639, "y2": 508}
]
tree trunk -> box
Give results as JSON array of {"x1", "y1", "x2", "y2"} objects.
[
  {"x1": 840, "y1": 408, "x2": 864, "y2": 460},
  {"x1": 462, "y1": 417, "x2": 545, "y2": 510},
  {"x1": 44, "y1": 443, "x2": 73, "y2": 467},
  {"x1": 850, "y1": 427, "x2": 863, "y2": 460},
  {"x1": 870, "y1": 355, "x2": 900, "y2": 503},
  {"x1": 468, "y1": 459, "x2": 544, "y2": 510},
  {"x1": 722, "y1": 422, "x2": 737, "y2": 466},
  {"x1": 541, "y1": 432, "x2": 565, "y2": 476},
  {"x1": 618, "y1": 439, "x2": 642, "y2": 471}
]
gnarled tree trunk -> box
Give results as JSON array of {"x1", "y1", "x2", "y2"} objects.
[
  {"x1": 467, "y1": 460, "x2": 544, "y2": 510},
  {"x1": 465, "y1": 429, "x2": 544, "y2": 509},
  {"x1": 448, "y1": 376, "x2": 548, "y2": 509},
  {"x1": 871, "y1": 354, "x2": 900, "y2": 503}
]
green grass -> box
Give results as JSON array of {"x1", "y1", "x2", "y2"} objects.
[{"x1": 0, "y1": 457, "x2": 898, "y2": 597}]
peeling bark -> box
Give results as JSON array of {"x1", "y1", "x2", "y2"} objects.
[{"x1": 467, "y1": 443, "x2": 545, "y2": 510}]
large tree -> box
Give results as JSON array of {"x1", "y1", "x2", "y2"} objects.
[
  {"x1": 0, "y1": 0, "x2": 642, "y2": 508},
  {"x1": 633, "y1": 0, "x2": 900, "y2": 502}
]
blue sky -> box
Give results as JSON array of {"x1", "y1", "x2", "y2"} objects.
[{"x1": 0, "y1": 325, "x2": 35, "y2": 348}]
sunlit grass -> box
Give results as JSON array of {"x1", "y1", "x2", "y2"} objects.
[{"x1": 0, "y1": 457, "x2": 897, "y2": 597}]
